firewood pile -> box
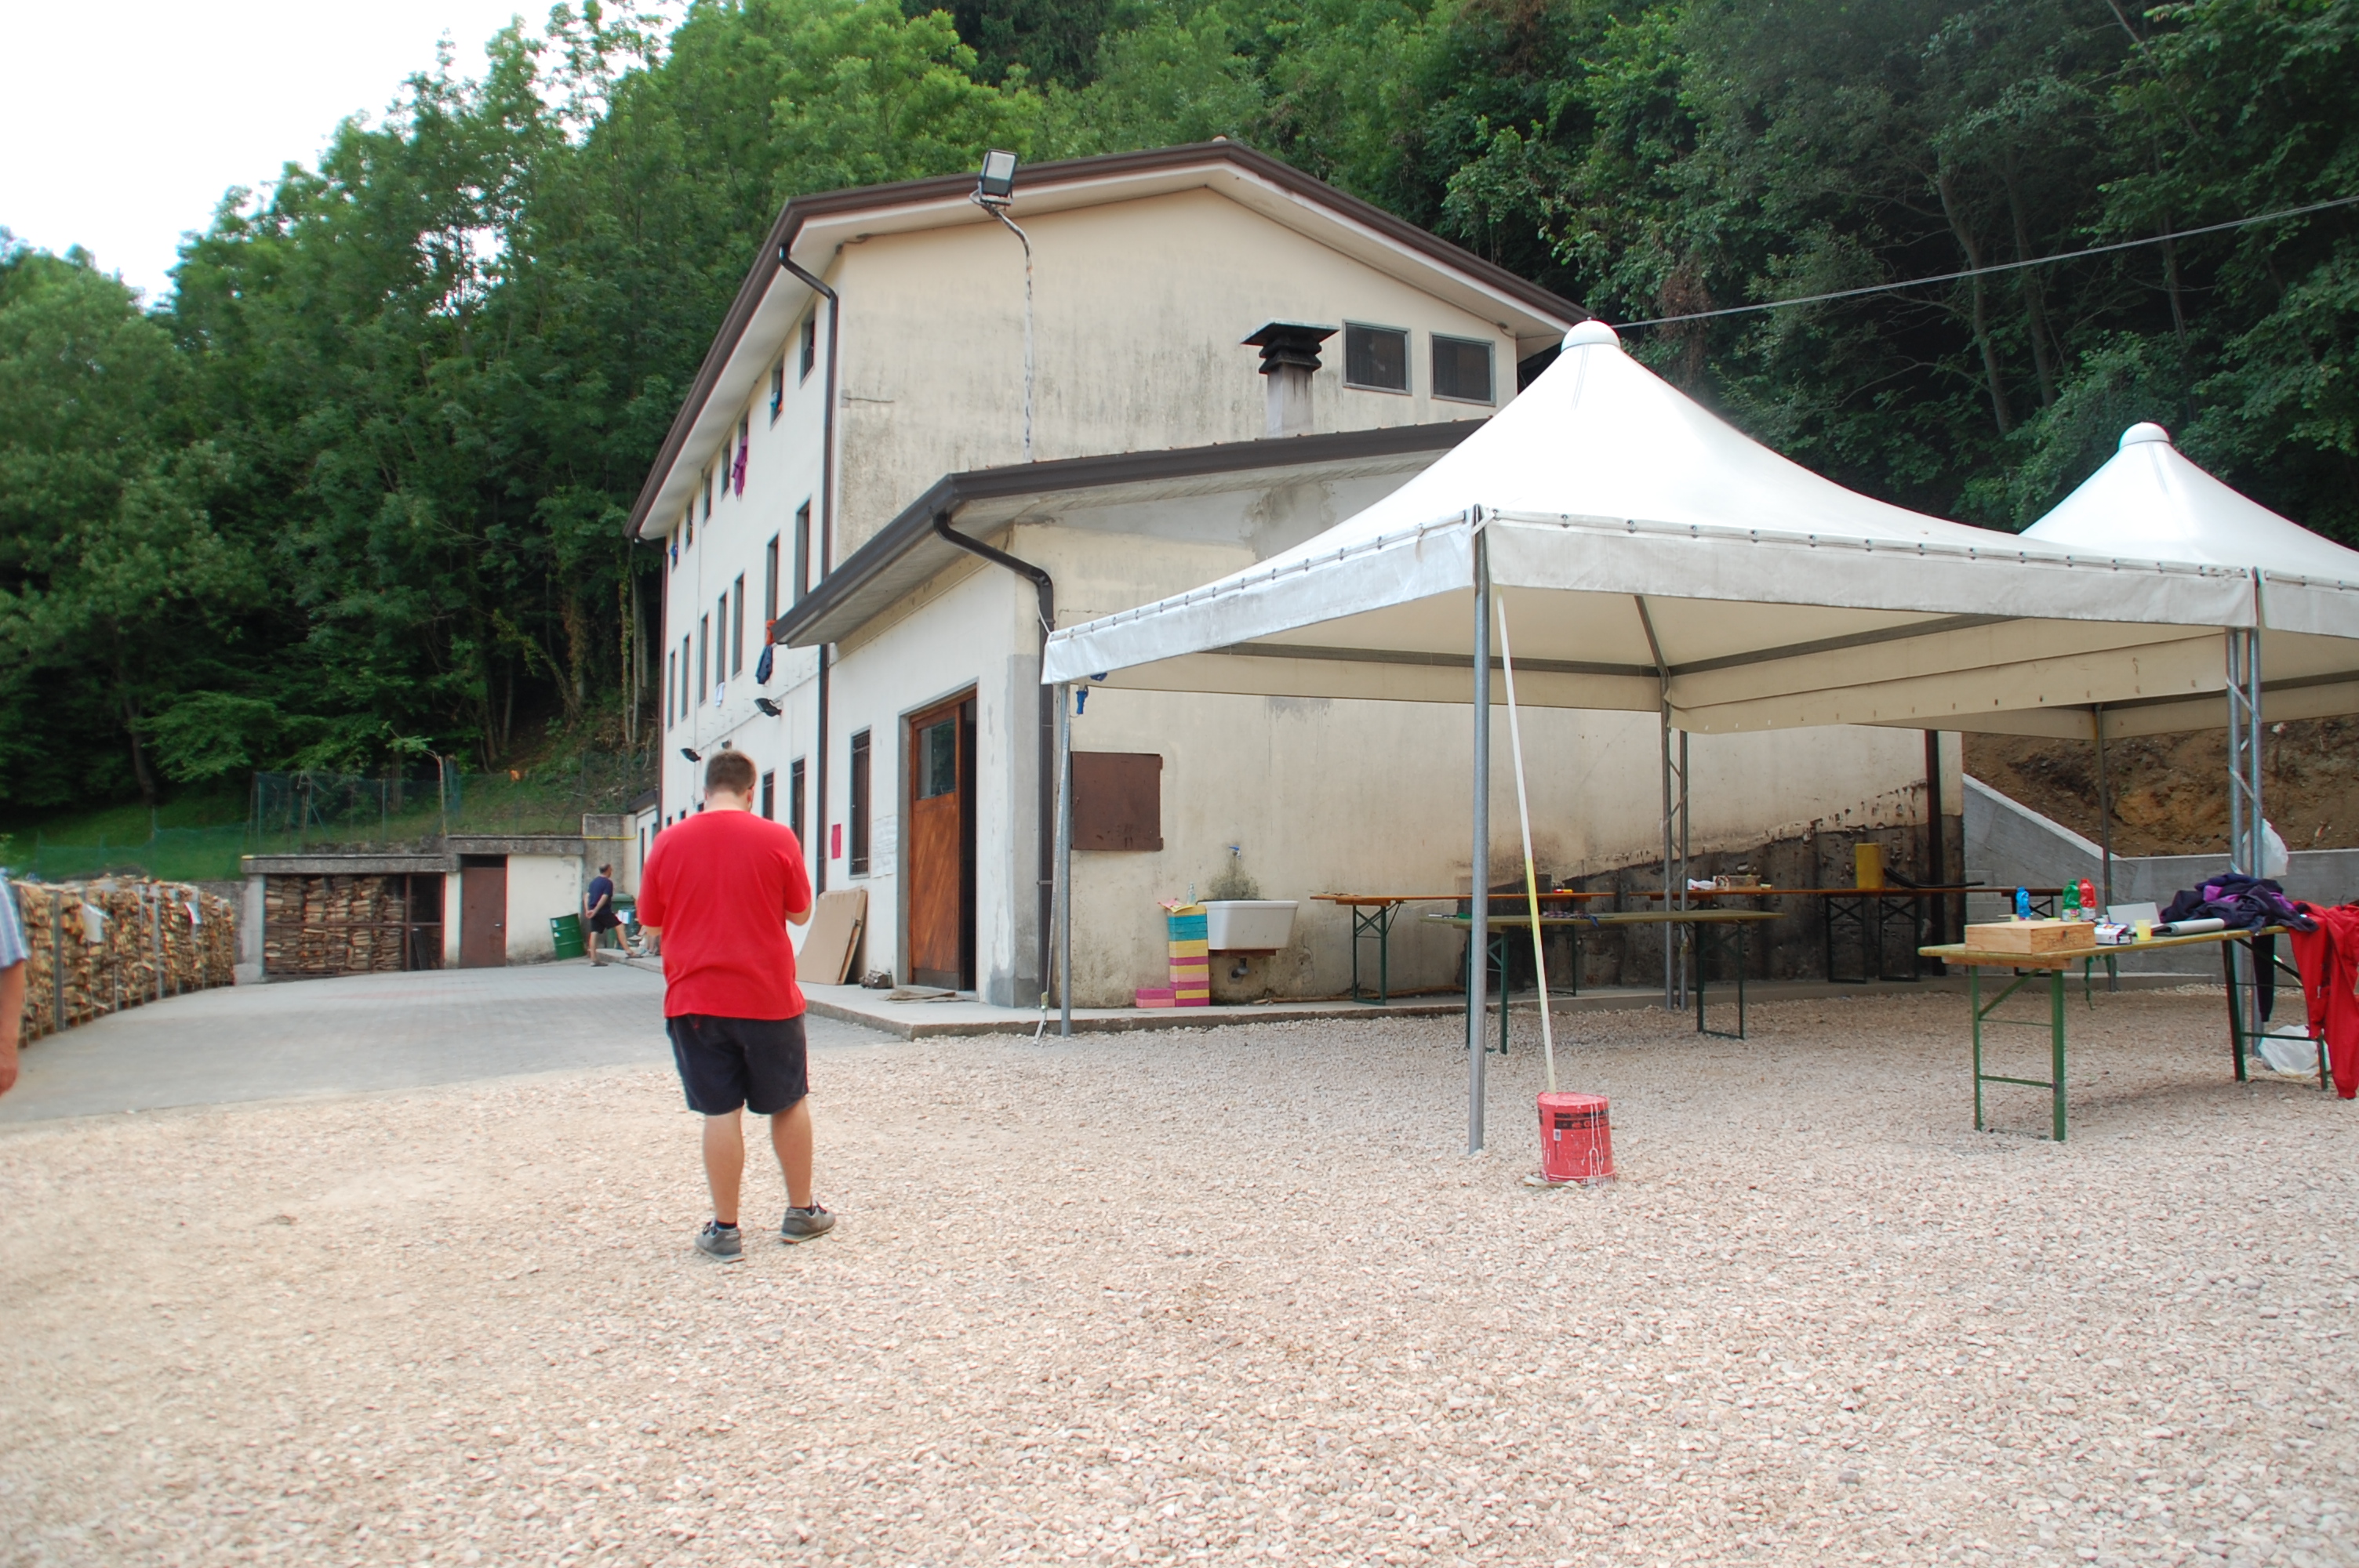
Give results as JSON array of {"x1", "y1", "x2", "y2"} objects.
[
  {"x1": 9, "y1": 877, "x2": 238, "y2": 1044},
  {"x1": 262, "y1": 874, "x2": 430, "y2": 976}
]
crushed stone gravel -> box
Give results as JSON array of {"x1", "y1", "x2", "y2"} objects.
[{"x1": 2, "y1": 987, "x2": 2356, "y2": 1568}]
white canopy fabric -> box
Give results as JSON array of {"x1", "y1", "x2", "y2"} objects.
[
  {"x1": 1044, "y1": 322, "x2": 2257, "y2": 735},
  {"x1": 1980, "y1": 423, "x2": 2359, "y2": 740}
]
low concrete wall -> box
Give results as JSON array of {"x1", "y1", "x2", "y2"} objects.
[{"x1": 1962, "y1": 775, "x2": 2359, "y2": 974}]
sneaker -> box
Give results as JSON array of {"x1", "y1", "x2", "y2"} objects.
[
  {"x1": 780, "y1": 1204, "x2": 836, "y2": 1245},
  {"x1": 694, "y1": 1221, "x2": 743, "y2": 1261}
]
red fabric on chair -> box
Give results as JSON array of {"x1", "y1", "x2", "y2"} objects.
[{"x1": 2288, "y1": 903, "x2": 2359, "y2": 1099}]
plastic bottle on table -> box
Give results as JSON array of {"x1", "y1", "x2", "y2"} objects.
[
  {"x1": 2063, "y1": 880, "x2": 2081, "y2": 920},
  {"x1": 2015, "y1": 887, "x2": 2032, "y2": 920},
  {"x1": 2079, "y1": 878, "x2": 2096, "y2": 916}
]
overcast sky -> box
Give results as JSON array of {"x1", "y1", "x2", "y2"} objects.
[{"x1": 2, "y1": 1, "x2": 586, "y2": 304}]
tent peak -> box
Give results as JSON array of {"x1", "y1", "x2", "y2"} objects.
[
  {"x1": 2121, "y1": 421, "x2": 2172, "y2": 450},
  {"x1": 1565, "y1": 319, "x2": 1620, "y2": 350}
]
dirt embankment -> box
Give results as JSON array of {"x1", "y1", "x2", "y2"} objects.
[{"x1": 1965, "y1": 717, "x2": 2359, "y2": 856}]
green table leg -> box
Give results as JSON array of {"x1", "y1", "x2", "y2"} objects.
[
  {"x1": 2050, "y1": 967, "x2": 2067, "y2": 1143},
  {"x1": 1972, "y1": 966, "x2": 1984, "y2": 1131},
  {"x1": 2223, "y1": 938, "x2": 2248, "y2": 1082}
]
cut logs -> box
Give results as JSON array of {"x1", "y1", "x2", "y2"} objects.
[{"x1": 9, "y1": 877, "x2": 238, "y2": 1044}]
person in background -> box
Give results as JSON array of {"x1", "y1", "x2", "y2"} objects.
[
  {"x1": 583, "y1": 862, "x2": 620, "y2": 964},
  {"x1": 0, "y1": 876, "x2": 27, "y2": 1098},
  {"x1": 634, "y1": 750, "x2": 831, "y2": 1261}
]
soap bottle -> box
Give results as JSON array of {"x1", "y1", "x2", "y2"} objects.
[
  {"x1": 2063, "y1": 880, "x2": 2081, "y2": 920},
  {"x1": 2015, "y1": 887, "x2": 2032, "y2": 921},
  {"x1": 2079, "y1": 878, "x2": 2096, "y2": 916}
]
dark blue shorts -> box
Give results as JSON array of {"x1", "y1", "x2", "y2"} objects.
[{"x1": 665, "y1": 1014, "x2": 809, "y2": 1116}]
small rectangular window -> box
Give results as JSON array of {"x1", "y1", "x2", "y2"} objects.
[
  {"x1": 665, "y1": 649, "x2": 675, "y2": 730},
  {"x1": 917, "y1": 719, "x2": 958, "y2": 799},
  {"x1": 701, "y1": 466, "x2": 712, "y2": 521},
  {"x1": 1343, "y1": 323, "x2": 1409, "y2": 393},
  {"x1": 696, "y1": 618, "x2": 709, "y2": 704},
  {"x1": 793, "y1": 502, "x2": 812, "y2": 601},
  {"x1": 684, "y1": 506, "x2": 692, "y2": 549},
  {"x1": 800, "y1": 314, "x2": 818, "y2": 382},
  {"x1": 769, "y1": 359, "x2": 786, "y2": 423},
  {"x1": 679, "y1": 637, "x2": 690, "y2": 720},
  {"x1": 735, "y1": 415, "x2": 749, "y2": 495},
  {"x1": 1432, "y1": 334, "x2": 1496, "y2": 404},
  {"x1": 849, "y1": 729, "x2": 872, "y2": 876},
  {"x1": 760, "y1": 770, "x2": 776, "y2": 820},
  {"x1": 731, "y1": 576, "x2": 746, "y2": 677},
  {"x1": 764, "y1": 535, "x2": 780, "y2": 629},
  {"x1": 789, "y1": 757, "x2": 807, "y2": 848}
]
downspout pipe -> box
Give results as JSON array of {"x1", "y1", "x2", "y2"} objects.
[
  {"x1": 931, "y1": 511, "x2": 1056, "y2": 1007},
  {"x1": 780, "y1": 250, "x2": 840, "y2": 894}
]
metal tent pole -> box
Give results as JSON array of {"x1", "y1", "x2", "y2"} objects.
[
  {"x1": 1675, "y1": 728, "x2": 1690, "y2": 1009},
  {"x1": 1055, "y1": 683, "x2": 1074, "y2": 1037},
  {"x1": 2226, "y1": 626, "x2": 2265, "y2": 874},
  {"x1": 1468, "y1": 520, "x2": 1492, "y2": 1156},
  {"x1": 2092, "y1": 706, "x2": 2114, "y2": 910}
]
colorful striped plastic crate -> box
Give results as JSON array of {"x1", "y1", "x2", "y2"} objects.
[{"x1": 1163, "y1": 902, "x2": 1211, "y2": 1007}]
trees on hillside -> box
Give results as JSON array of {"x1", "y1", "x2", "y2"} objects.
[{"x1": 0, "y1": 0, "x2": 2351, "y2": 811}]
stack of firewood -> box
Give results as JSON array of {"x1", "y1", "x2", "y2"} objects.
[
  {"x1": 9, "y1": 878, "x2": 238, "y2": 1044},
  {"x1": 261, "y1": 874, "x2": 416, "y2": 975}
]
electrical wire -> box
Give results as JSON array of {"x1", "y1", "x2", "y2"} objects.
[{"x1": 1618, "y1": 193, "x2": 2359, "y2": 329}]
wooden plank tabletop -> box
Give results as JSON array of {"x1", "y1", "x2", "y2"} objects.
[
  {"x1": 1920, "y1": 924, "x2": 2283, "y2": 971},
  {"x1": 1424, "y1": 910, "x2": 1785, "y2": 927}
]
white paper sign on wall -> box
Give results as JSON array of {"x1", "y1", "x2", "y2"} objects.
[{"x1": 873, "y1": 814, "x2": 897, "y2": 866}]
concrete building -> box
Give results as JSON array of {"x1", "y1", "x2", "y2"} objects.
[{"x1": 630, "y1": 142, "x2": 1939, "y2": 1006}]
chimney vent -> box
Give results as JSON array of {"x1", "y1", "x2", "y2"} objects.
[{"x1": 1242, "y1": 321, "x2": 1335, "y2": 437}]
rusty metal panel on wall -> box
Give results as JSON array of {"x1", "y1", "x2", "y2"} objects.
[{"x1": 1072, "y1": 752, "x2": 1163, "y2": 851}]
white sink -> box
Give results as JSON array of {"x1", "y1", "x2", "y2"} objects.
[{"x1": 1204, "y1": 900, "x2": 1298, "y2": 953}]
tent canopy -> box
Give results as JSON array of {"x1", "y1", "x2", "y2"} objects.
[
  {"x1": 1977, "y1": 423, "x2": 2359, "y2": 740},
  {"x1": 1044, "y1": 322, "x2": 2256, "y2": 735}
]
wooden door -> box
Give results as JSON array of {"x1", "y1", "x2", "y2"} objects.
[
  {"x1": 460, "y1": 858, "x2": 507, "y2": 968},
  {"x1": 905, "y1": 694, "x2": 974, "y2": 989}
]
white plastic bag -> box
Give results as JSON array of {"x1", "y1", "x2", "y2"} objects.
[
  {"x1": 2262, "y1": 819, "x2": 2289, "y2": 880},
  {"x1": 2256, "y1": 1031, "x2": 2317, "y2": 1076}
]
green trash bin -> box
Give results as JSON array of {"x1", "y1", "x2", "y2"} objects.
[{"x1": 549, "y1": 913, "x2": 587, "y2": 959}]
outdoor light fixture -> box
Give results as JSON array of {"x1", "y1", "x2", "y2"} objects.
[
  {"x1": 679, "y1": 746, "x2": 701, "y2": 763},
  {"x1": 754, "y1": 698, "x2": 783, "y2": 717},
  {"x1": 975, "y1": 149, "x2": 1018, "y2": 205}
]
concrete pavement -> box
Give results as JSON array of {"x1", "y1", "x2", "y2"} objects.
[{"x1": 0, "y1": 961, "x2": 893, "y2": 1124}]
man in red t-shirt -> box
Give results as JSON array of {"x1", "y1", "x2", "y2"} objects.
[{"x1": 636, "y1": 750, "x2": 831, "y2": 1261}]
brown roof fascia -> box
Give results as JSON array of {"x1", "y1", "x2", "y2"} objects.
[
  {"x1": 769, "y1": 419, "x2": 1479, "y2": 650},
  {"x1": 623, "y1": 141, "x2": 1586, "y2": 542}
]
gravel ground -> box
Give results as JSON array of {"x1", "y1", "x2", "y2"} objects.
[{"x1": 2, "y1": 987, "x2": 2355, "y2": 1568}]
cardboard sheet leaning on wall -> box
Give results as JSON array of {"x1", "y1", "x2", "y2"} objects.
[{"x1": 8, "y1": 877, "x2": 238, "y2": 1044}]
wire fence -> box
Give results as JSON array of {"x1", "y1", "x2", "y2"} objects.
[{"x1": 2, "y1": 755, "x2": 655, "y2": 885}]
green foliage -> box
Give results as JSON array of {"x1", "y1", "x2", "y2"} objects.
[{"x1": 2, "y1": 0, "x2": 2354, "y2": 819}]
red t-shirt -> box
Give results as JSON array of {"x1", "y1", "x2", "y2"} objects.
[{"x1": 636, "y1": 808, "x2": 813, "y2": 1019}]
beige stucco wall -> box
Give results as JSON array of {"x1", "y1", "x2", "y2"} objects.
[
  {"x1": 505, "y1": 855, "x2": 586, "y2": 964},
  {"x1": 831, "y1": 188, "x2": 1518, "y2": 559}
]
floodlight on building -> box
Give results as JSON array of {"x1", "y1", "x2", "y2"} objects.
[
  {"x1": 679, "y1": 746, "x2": 701, "y2": 763},
  {"x1": 754, "y1": 698, "x2": 783, "y2": 717},
  {"x1": 976, "y1": 149, "x2": 1018, "y2": 205}
]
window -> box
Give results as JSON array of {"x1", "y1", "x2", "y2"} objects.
[
  {"x1": 735, "y1": 415, "x2": 749, "y2": 495},
  {"x1": 793, "y1": 502, "x2": 812, "y2": 602},
  {"x1": 789, "y1": 757, "x2": 806, "y2": 847},
  {"x1": 769, "y1": 358, "x2": 786, "y2": 423},
  {"x1": 702, "y1": 466, "x2": 713, "y2": 521},
  {"x1": 1343, "y1": 323, "x2": 1409, "y2": 392},
  {"x1": 848, "y1": 730, "x2": 872, "y2": 876},
  {"x1": 764, "y1": 535, "x2": 780, "y2": 629},
  {"x1": 731, "y1": 575, "x2": 746, "y2": 677},
  {"x1": 799, "y1": 314, "x2": 817, "y2": 382},
  {"x1": 918, "y1": 719, "x2": 958, "y2": 799},
  {"x1": 665, "y1": 650, "x2": 676, "y2": 729},
  {"x1": 679, "y1": 637, "x2": 691, "y2": 719},
  {"x1": 760, "y1": 770, "x2": 776, "y2": 821},
  {"x1": 1432, "y1": 334, "x2": 1496, "y2": 404},
  {"x1": 697, "y1": 616, "x2": 709, "y2": 705},
  {"x1": 684, "y1": 506, "x2": 692, "y2": 550}
]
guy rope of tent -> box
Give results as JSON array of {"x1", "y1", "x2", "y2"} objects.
[{"x1": 1494, "y1": 593, "x2": 1559, "y2": 1095}]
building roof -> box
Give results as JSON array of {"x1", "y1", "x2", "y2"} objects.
[
  {"x1": 772, "y1": 421, "x2": 1480, "y2": 648},
  {"x1": 625, "y1": 140, "x2": 1585, "y2": 543}
]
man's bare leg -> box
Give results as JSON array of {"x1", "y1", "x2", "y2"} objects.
[
  {"x1": 702, "y1": 1111, "x2": 746, "y2": 1227},
  {"x1": 770, "y1": 1098, "x2": 814, "y2": 1210}
]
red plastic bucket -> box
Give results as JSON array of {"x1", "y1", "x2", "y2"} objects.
[{"x1": 1537, "y1": 1092, "x2": 1614, "y2": 1185}]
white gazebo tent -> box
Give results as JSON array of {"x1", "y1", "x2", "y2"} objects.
[
  {"x1": 1971, "y1": 423, "x2": 2359, "y2": 900},
  {"x1": 1041, "y1": 321, "x2": 2259, "y2": 1150}
]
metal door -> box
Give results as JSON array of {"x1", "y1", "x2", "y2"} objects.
[
  {"x1": 905, "y1": 694, "x2": 975, "y2": 989},
  {"x1": 460, "y1": 858, "x2": 507, "y2": 968}
]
